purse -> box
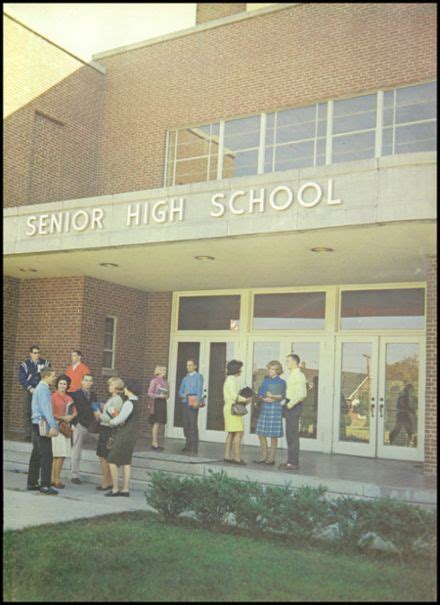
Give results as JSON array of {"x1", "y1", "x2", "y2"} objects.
[
  {"x1": 58, "y1": 420, "x2": 73, "y2": 438},
  {"x1": 106, "y1": 436, "x2": 114, "y2": 450},
  {"x1": 231, "y1": 402, "x2": 248, "y2": 416}
]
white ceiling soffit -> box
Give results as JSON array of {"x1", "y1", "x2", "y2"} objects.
[{"x1": 4, "y1": 221, "x2": 435, "y2": 292}]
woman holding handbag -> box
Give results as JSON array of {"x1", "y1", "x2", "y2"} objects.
[
  {"x1": 50, "y1": 374, "x2": 77, "y2": 488},
  {"x1": 223, "y1": 360, "x2": 252, "y2": 465}
]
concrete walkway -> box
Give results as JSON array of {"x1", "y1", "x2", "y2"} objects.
[{"x1": 4, "y1": 469, "x2": 152, "y2": 531}]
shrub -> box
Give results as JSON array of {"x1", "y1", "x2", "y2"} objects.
[
  {"x1": 228, "y1": 479, "x2": 266, "y2": 535},
  {"x1": 327, "y1": 496, "x2": 372, "y2": 549},
  {"x1": 145, "y1": 471, "x2": 193, "y2": 522},
  {"x1": 188, "y1": 470, "x2": 236, "y2": 529}
]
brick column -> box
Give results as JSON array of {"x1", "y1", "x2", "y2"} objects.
[{"x1": 424, "y1": 255, "x2": 436, "y2": 474}]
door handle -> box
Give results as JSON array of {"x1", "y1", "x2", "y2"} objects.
[
  {"x1": 379, "y1": 404, "x2": 384, "y2": 418},
  {"x1": 370, "y1": 403, "x2": 375, "y2": 417}
]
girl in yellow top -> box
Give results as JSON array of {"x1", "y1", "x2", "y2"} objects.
[{"x1": 223, "y1": 360, "x2": 251, "y2": 465}]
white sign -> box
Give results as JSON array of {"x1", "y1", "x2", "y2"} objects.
[{"x1": 25, "y1": 179, "x2": 342, "y2": 237}]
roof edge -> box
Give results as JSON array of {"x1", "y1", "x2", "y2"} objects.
[{"x1": 92, "y1": 3, "x2": 299, "y2": 60}]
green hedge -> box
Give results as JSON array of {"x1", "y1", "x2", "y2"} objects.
[{"x1": 145, "y1": 470, "x2": 436, "y2": 561}]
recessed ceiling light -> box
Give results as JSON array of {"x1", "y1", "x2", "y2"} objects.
[
  {"x1": 194, "y1": 255, "x2": 215, "y2": 261},
  {"x1": 310, "y1": 247, "x2": 334, "y2": 253},
  {"x1": 19, "y1": 268, "x2": 37, "y2": 272},
  {"x1": 99, "y1": 262, "x2": 119, "y2": 268}
]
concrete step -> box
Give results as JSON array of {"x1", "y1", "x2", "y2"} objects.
[{"x1": 4, "y1": 440, "x2": 436, "y2": 509}]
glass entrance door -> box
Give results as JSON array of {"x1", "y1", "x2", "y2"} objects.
[
  {"x1": 167, "y1": 338, "x2": 237, "y2": 443},
  {"x1": 333, "y1": 337, "x2": 424, "y2": 460}
]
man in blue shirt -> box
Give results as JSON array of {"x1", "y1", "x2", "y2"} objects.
[
  {"x1": 178, "y1": 359, "x2": 204, "y2": 455},
  {"x1": 18, "y1": 345, "x2": 51, "y2": 441},
  {"x1": 27, "y1": 367, "x2": 59, "y2": 495}
]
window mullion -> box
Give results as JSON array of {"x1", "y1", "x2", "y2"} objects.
[
  {"x1": 217, "y1": 121, "x2": 225, "y2": 180},
  {"x1": 258, "y1": 113, "x2": 266, "y2": 174},
  {"x1": 325, "y1": 101, "x2": 333, "y2": 165},
  {"x1": 375, "y1": 91, "x2": 383, "y2": 158}
]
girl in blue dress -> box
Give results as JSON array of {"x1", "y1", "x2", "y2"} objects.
[{"x1": 255, "y1": 360, "x2": 286, "y2": 465}]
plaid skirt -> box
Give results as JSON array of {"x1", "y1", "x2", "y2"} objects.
[{"x1": 256, "y1": 402, "x2": 283, "y2": 438}]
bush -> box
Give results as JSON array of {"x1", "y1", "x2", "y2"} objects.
[
  {"x1": 145, "y1": 471, "x2": 193, "y2": 522},
  {"x1": 145, "y1": 471, "x2": 436, "y2": 562}
]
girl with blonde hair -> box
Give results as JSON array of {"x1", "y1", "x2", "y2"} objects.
[{"x1": 147, "y1": 366, "x2": 169, "y2": 451}]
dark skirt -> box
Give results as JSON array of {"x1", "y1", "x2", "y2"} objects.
[
  {"x1": 149, "y1": 398, "x2": 167, "y2": 425},
  {"x1": 96, "y1": 425, "x2": 113, "y2": 459},
  {"x1": 108, "y1": 424, "x2": 137, "y2": 466}
]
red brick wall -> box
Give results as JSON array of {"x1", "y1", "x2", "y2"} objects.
[
  {"x1": 94, "y1": 3, "x2": 436, "y2": 197},
  {"x1": 4, "y1": 15, "x2": 104, "y2": 208},
  {"x1": 7, "y1": 277, "x2": 85, "y2": 433},
  {"x1": 3, "y1": 276, "x2": 162, "y2": 436},
  {"x1": 3, "y1": 277, "x2": 20, "y2": 429},
  {"x1": 196, "y1": 3, "x2": 246, "y2": 24},
  {"x1": 424, "y1": 255, "x2": 437, "y2": 474}
]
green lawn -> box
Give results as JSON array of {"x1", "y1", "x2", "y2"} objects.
[{"x1": 3, "y1": 512, "x2": 436, "y2": 602}]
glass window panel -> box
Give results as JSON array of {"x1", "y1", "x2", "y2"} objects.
[
  {"x1": 264, "y1": 146, "x2": 274, "y2": 172},
  {"x1": 274, "y1": 140, "x2": 315, "y2": 171},
  {"x1": 104, "y1": 334, "x2": 113, "y2": 350},
  {"x1": 339, "y1": 343, "x2": 371, "y2": 443},
  {"x1": 102, "y1": 351, "x2": 113, "y2": 369},
  {"x1": 395, "y1": 82, "x2": 436, "y2": 110},
  {"x1": 251, "y1": 342, "x2": 281, "y2": 433},
  {"x1": 318, "y1": 102, "x2": 327, "y2": 120},
  {"x1": 316, "y1": 138, "x2": 326, "y2": 165},
  {"x1": 227, "y1": 149, "x2": 259, "y2": 177},
  {"x1": 333, "y1": 111, "x2": 376, "y2": 134},
  {"x1": 224, "y1": 116, "x2": 260, "y2": 150},
  {"x1": 290, "y1": 342, "x2": 320, "y2": 439},
  {"x1": 317, "y1": 118, "x2": 327, "y2": 137},
  {"x1": 383, "y1": 107, "x2": 394, "y2": 128},
  {"x1": 178, "y1": 296, "x2": 241, "y2": 330},
  {"x1": 334, "y1": 94, "x2": 377, "y2": 117},
  {"x1": 206, "y1": 342, "x2": 235, "y2": 431},
  {"x1": 384, "y1": 90, "x2": 394, "y2": 108},
  {"x1": 341, "y1": 289, "x2": 425, "y2": 329},
  {"x1": 174, "y1": 158, "x2": 209, "y2": 185},
  {"x1": 396, "y1": 102, "x2": 436, "y2": 124},
  {"x1": 173, "y1": 342, "x2": 200, "y2": 428},
  {"x1": 384, "y1": 344, "x2": 419, "y2": 448},
  {"x1": 104, "y1": 317, "x2": 114, "y2": 332},
  {"x1": 395, "y1": 123, "x2": 436, "y2": 153},
  {"x1": 276, "y1": 121, "x2": 316, "y2": 143},
  {"x1": 332, "y1": 131, "x2": 375, "y2": 163},
  {"x1": 382, "y1": 127, "x2": 393, "y2": 155},
  {"x1": 277, "y1": 105, "x2": 316, "y2": 126},
  {"x1": 253, "y1": 292, "x2": 326, "y2": 330}
]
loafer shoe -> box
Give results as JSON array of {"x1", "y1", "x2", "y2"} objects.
[
  {"x1": 119, "y1": 492, "x2": 130, "y2": 497},
  {"x1": 96, "y1": 484, "x2": 113, "y2": 491},
  {"x1": 71, "y1": 478, "x2": 82, "y2": 485},
  {"x1": 104, "y1": 491, "x2": 120, "y2": 497},
  {"x1": 40, "y1": 486, "x2": 58, "y2": 495},
  {"x1": 278, "y1": 463, "x2": 299, "y2": 471}
]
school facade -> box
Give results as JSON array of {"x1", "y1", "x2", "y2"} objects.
[{"x1": 4, "y1": 4, "x2": 437, "y2": 473}]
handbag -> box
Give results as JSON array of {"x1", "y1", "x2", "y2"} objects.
[
  {"x1": 106, "y1": 436, "x2": 114, "y2": 450},
  {"x1": 231, "y1": 402, "x2": 248, "y2": 416},
  {"x1": 58, "y1": 420, "x2": 73, "y2": 438}
]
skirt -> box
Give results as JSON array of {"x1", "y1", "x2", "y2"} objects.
[
  {"x1": 51, "y1": 432, "x2": 71, "y2": 457},
  {"x1": 256, "y1": 403, "x2": 283, "y2": 438},
  {"x1": 223, "y1": 403, "x2": 245, "y2": 433},
  {"x1": 149, "y1": 398, "x2": 167, "y2": 425},
  {"x1": 96, "y1": 425, "x2": 113, "y2": 459}
]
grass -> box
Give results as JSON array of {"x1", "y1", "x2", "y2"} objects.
[{"x1": 3, "y1": 511, "x2": 437, "y2": 602}]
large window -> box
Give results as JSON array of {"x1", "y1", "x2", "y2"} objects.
[
  {"x1": 253, "y1": 292, "x2": 326, "y2": 330},
  {"x1": 165, "y1": 81, "x2": 436, "y2": 187},
  {"x1": 178, "y1": 295, "x2": 241, "y2": 330},
  {"x1": 340, "y1": 289, "x2": 425, "y2": 330},
  {"x1": 103, "y1": 316, "x2": 117, "y2": 369}
]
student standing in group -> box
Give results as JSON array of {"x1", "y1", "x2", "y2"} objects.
[
  {"x1": 106, "y1": 378, "x2": 141, "y2": 497},
  {"x1": 27, "y1": 367, "x2": 59, "y2": 495},
  {"x1": 70, "y1": 374, "x2": 98, "y2": 485},
  {"x1": 19, "y1": 345, "x2": 51, "y2": 441},
  {"x1": 254, "y1": 360, "x2": 286, "y2": 466},
  {"x1": 66, "y1": 350, "x2": 91, "y2": 393},
  {"x1": 50, "y1": 374, "x2": 77, "y2": 488},
  {"x1": 93, "y1": 377, "x2": 125, "y2": 490},
  {"x1": 178, "y1": 359, "x2": 204, "y2": 455},
  {"x1": 148, "y1": 366, "x2": 170, "y2": 451},
  {"x1": 279, "y1": 354, "x2": 307, "y2": 472},
  {"x1": 223, "y1": 360, "x2": 252, "y2": 465}
]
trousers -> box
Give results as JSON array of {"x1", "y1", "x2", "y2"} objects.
[
  {"x1": 27, "y1": 424, "x2": 53, "y2": 488},
  {"x1": 70, "y1": 422, "x2": 89, "y2": 478},
  {"x1": 182, "y1": 405, "x2": 199, "y2": 452},
  {"x1": 284, "y1": 403, "x2": 303, "y2": 466}
]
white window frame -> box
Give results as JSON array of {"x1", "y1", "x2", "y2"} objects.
[{"x1": 102, "y1": 315, "x2": 117, "y2": 371}]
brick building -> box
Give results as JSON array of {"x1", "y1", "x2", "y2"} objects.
[{"x1": 4, "y1": 4, "x2": 436, "y2": 473}]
